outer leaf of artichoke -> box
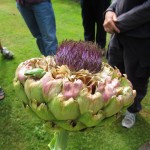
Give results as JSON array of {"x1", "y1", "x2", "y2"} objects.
[
  {"x1": 42, "y1": 78, "x2": 63, "y2": 102},
  {"x1": 48, "y1": 96, "x2": 80, "y2": 120},
  {"x1": 103, "y1": 96, "x2": 124, "y2": 117},
  {"x1": 78, "y1": 110, "x2": 105, "y2": 127},
  {"x1": 24, "y1": 78, "x2": 45, "y2": 103},
  {"x1": 30, "y1": 99, "x2": 55, "y2": 121},
  {"x1": 13, "y1": 78, "x2": 29, "y2": 104},
  {"x1": 53, "y1": 120, "x2": 86, "y2": 131},
  {"x1": 77, "y1": 89, "x2": 104, "y2": 114},
  {"x1": 122, "y1": 87, "x2": 136, "y2": 107}
]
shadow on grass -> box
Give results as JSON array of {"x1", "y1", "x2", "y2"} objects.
[
  {"x1": 117, "y1": 113, "x2": 150, "y2": 150},
  {"x1": 67, "y1": 113, "x2": 150, "y2": 150}
]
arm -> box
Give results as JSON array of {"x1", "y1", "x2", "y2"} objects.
[
  {"x1": 103, "y1": 0, "x2": 120, "y2": 34},
  {"x1": 116, "y1": 0, "x2": 150, "y2": 32},
  {"x1": 103, "y1": 11, "x2": 120, "y2": 34}
]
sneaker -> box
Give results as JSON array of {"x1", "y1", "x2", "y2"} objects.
[
  {"x1": 122, "y1": 110, "x2": 136, "y2": 128},
  {"x1": 0, "y1": 87, "x2": 5, "y2": 100},
  {"x1": 1, "y1": 47, "x2": 14, "y2": 59}
]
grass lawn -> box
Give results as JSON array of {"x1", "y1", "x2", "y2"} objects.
[{"x1": 0, "y1": 0, "x2": 150, "y2": 150}]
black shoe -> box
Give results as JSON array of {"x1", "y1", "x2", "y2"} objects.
[{"x1": 1, "y1": 47, "x2": 14, "y2": 59}]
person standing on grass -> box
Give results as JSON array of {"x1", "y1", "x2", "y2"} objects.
[
  {"x1": 80, "y1": 0, "x2": 111, "y2": 56},
  {"x1": 103, "y1": 0, "x2": 150, "y2": 128},
  {"x1": 16, "y1": 0, "x2": 58, "y2": 56}
]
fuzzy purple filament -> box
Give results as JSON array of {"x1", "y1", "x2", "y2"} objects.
[{"x1": 55, "y1": 40, "x2": 102, "y2": 73}]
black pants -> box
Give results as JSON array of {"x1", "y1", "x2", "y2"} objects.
[
  {"x1": 80, "y1": 0, "x2": 110, "y2": 48},
  {"x1": 108, "y1": 34, "x2": 150, "y2": 113}
]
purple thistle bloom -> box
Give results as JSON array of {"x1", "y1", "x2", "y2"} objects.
[{"x1": 56, "y1": 40, "x2": 102, "y2": 73}]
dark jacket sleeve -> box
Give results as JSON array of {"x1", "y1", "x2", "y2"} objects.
[
  {"x1": 116, "y1": 0, "x2": 150, "y2": 33},
  {"x1": 106, "y1": 0, "x2": 117, "y2": 12}
]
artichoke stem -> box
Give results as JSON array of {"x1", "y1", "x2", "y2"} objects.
[{"x1": 48, "y1": 130, "x2": 69, "y2": 150}]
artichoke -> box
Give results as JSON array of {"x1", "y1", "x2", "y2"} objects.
[{"x1": 13, "y1": 40, "x2": 136, "y2": 132}]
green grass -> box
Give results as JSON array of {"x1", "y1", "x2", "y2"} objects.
[{"x1": 0, "y1": 0, "x2": 150, "y2": 150}]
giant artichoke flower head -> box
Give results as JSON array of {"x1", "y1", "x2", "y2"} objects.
[{"x1": 13, "y1": 40, "x2": 136, "y2": 131}]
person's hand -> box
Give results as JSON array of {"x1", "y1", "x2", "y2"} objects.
[{"x1": 103, "y1": 11, "x2": 120, "y2": 34}]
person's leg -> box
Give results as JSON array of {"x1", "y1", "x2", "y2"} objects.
[
  {"x1": 96, "y1": 21, "x2": 106, "y2": 49},
  {"x1": 107, "y1": 34, "x2": 125, "y2": 74},
  {"x1": 107, "y1": 34, "x2": 134, "y2": 128},
  {"x1": 127, "y1": 69, "x2": 149, "y2": 113},
  {"x1": 16, "y1": 3, "x2": 46, "y2": 56},
  {"x1": 80, "y1": 0, "x2": 95, "y2": 42},
  {"x1": 95, "y1": 0, "x2": 110, "y2": 50},
  {"x1": 119, "y1": 35, "x2": 150, "y2": 128},
  {"x1": 32, "y1": 1, "x2": 58, "y2": 56},
  {"x1": 122, "y1": 36, "x2": 150, "y2": 113}
]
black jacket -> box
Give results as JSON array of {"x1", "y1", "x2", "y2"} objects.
[{"x1": 107, "y1": 0, "x2": 150, "y2": 38}]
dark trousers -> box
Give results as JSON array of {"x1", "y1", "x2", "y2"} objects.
[
  {"x1": 107, "y1": 34, "x2": 150, "y2": 113},
  {"x1": 80, "y1": 0, "x2": 110, "y2": 48}
]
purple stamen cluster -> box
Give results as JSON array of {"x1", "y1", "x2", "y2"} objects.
[{"x1": 55, "y1": 40, "x2": 102, "y2": 73}]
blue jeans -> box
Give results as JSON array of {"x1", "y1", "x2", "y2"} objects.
[{"x1": 17, "y1": 2, "x2": 58, "y2": 56}]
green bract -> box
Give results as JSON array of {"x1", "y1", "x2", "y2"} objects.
[{"x1": 13, "y1": 41, "x2": 136, "y2": 131}]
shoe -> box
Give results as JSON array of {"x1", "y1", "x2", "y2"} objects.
[
  {"x1": 122, "y1": 110, "x2": 136, "y2": 128},
  {"x1": 0, "y1": 87, "x2": 5, "y2": 100},
  {"x1": 1, "y1": 47, "x2": 14, "y2": 59}
]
